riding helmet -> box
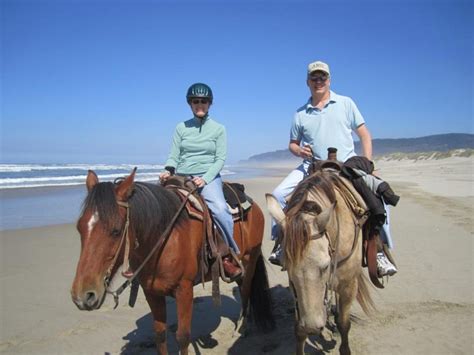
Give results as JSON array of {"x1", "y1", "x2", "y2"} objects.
[{"x1": 186, "y1": 83, "x2": 213, "y2": 104}]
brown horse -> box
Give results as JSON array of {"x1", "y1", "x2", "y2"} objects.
[
  {"x1": 266, "y1": 170, "x2": 374, "y2": 355},
  {"x1": 71, "y1": 169, "x2": 274, "y2": 354}
]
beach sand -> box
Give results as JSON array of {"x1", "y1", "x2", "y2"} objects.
[{"x1": 0, "y1": 157, "x2": 472, "y2": 354}]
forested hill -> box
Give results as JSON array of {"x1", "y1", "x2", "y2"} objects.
[{"x1": 242, "y1": 133, "x2": 474, "y2": 163}]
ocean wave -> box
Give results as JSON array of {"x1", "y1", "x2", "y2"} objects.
[
  {"x1": 0, "y1": 163, "x2": 164, "y2": 173},
  {"x1": 0, "y1": 165, "x2": 235, "y2": 189},
  {"x1": 0, "y1": 172, "x2": 159, "y2": 184},
  {"x1": 0, "y1": 173, "x2": 159, "y2": 189}
]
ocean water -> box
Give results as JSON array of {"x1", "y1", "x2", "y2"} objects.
[
  {"x1": 0, "y1": 163, "x2": 261, "y2": 231},
  {"x1": 0, "y1": 163, "x2": 165, "y2": 189}
]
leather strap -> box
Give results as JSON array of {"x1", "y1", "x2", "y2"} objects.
[{"x1": 367, "y1": 232, "x2": 384, "y2": 289}]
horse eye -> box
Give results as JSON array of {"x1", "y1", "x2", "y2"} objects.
[
  {"x1": 111, "y1": 228, "x2": 121, "y2": 237},
  {"x1": 319, "y1": 265, "x2": 329, "y2": 277},
  {"x1": 303, "y1": 202, "x2": 319, "y2": 213}
]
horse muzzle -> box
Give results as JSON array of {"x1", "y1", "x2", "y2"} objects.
[
  {"x1": 71, "y1": 288, "x2": 106, "y2": 311},
  {"x1": 296, "y1": 314, "x2": 327, "y2": 336}
]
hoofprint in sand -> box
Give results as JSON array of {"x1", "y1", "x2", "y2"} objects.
[{"x1": 0, "y1": 156, "x2": 472, "y2": 354}]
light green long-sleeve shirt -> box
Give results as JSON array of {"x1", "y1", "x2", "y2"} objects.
[{"x1": 164, "y1": 116, "x2": 227, "y2": 184}]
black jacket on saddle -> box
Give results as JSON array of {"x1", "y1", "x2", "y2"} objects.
[{"x1": 341, "y1": 156, "x2": 400, "y2": 228}]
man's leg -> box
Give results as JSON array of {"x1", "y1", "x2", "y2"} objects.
[
  {"x1": 377, "y1": 202, "x2": 397, "y2": 276},
  {"x1": 269, "y1": 163, "x2": 308, "y2": 265},
  {"x1": 270, "y1": 163, "x2": 308, "y2": 240}
]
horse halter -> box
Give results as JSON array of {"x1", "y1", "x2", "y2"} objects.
[
  {"x1": 103, "y1": 200, "x2": 132, "y2": 308},
  {"x1": 319, "y1": 187, "x2": 366, "y2": 315},
  {"x1": 309, "y1": 200, "x2": 340, "y2": 315},
  {"x1": 104, "y1": 186, "x2": 197, "y2": 309}
]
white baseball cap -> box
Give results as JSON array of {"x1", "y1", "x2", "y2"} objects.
[{"x1": 307, "y1": 61, "x2": 330, "y2": 76}]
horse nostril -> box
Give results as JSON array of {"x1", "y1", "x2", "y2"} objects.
[{"x1": 85, "y1": 291, "x2": 97, "y2": 306}]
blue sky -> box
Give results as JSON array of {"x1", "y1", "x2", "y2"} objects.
[{"x1": 1, "y1": 0, "x2": 472, "y2": 164}]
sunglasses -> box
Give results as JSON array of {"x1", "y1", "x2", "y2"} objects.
[
  {"x1": 309, "y1": 74, "x2": 328, "y2": 82},
  {"x1": 191, "y1": 99, "x2": 209, "y2": 105}
]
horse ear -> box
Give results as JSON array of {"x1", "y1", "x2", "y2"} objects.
[
  {"x1": 265, "y1": 193, "x2": 286, "y2": 228},
  {"x1": 316, "y1": 202, "x2": 335, "y2": 231},
  {"x1": 116, "y1": 167, "x2": 137, "y2": 201},
  {"x1": 86, "y1": 170, "x2": 99, "y2": 192}
]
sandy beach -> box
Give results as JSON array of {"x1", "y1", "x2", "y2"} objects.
[{"x1": 1, "y1": 156, "x2": 473, "y2": 354}]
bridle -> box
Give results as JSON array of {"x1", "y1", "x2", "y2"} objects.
[
  {"x1": 303, "y1": 200, "x2": 341, "y2": 315},
  {"x1": 292, "y1": 183, "x2": 367, "y2": 319},
  {"x1": 104, "y1": 185, "x2": 197, "y2": 308}
]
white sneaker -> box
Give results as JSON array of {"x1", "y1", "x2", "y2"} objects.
[
  {"x1": 377, "y1": 252, "x2": 397, "y2": 277},
  {"x1": 268, "y1": 245, "x2": 283, "y2": 266}
]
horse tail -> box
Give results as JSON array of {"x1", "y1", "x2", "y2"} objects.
[
  {"x1": 356, "y1": 272, "x2": 376, "y2": 315},
  {"x1": 248, "y1": 253, "x2": 276, "y2": 331}
]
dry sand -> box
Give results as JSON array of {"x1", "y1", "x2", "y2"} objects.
[{"x1": 0, "y1": 157, "x2": 473, "y2": 354}]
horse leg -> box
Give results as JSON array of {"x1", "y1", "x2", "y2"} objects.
[
  {"x1": 175, "y1": 280, "x2": 193, "y2": 355},
  {"x1": 235, "y1": 251, "x2": 258, "y2": 336},
  {"x1": 336, "y1": 280, "x2": 357, "y2": 355},
  {"x1": 295, "y1": 325, "x2": 307, "y2": 355},
  {"x1": 144, "y1": 293, "x2": 168, "y2": 355}
]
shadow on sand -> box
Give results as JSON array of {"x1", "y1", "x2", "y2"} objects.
[
  {"x1": 119, "y1": 284, "x2": 338, "y2": 354},
  {"x1": 120, "y1": 292, "x2": 242, "y2": 354},
  {"x1": 228, "y1": 284, "x2": 337, "y2": 354}
]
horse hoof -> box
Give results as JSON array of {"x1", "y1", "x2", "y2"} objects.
[{"x1": 234, "y1": 318, "x2": 248, "y2": 337}]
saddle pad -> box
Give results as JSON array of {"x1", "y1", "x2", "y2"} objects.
[
  {"x1": 229, "y1": 200, "x2": 252, "y2": 219},
  {"x1": 332, "y1": 174, "x2": 368, "y2": 211},
  {"x1": 223, "y1": 182, "x2": 253, "y2": 219},
  {"x1": 223, "y1": 182, "x2": 248, "y2": 207},
  {"x1": 173, "y1": 188, "x2": 205, "y2": 221}
]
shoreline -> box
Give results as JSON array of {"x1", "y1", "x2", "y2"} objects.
[
  {"x1": 2, "y1": 156, "x2": 472, "y2": 231},
  {"x1": 0, "y1": 165, "x2": 286, "y2": 232}
]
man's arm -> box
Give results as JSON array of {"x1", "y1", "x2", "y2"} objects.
[{"x1": 355, "y1": 124, "x2": 373, "y2": 160}]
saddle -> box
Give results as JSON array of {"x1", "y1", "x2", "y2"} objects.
[
  {"x1": 164, "y1": 176, "x2": 252, "y2": 222},
  {"x1": 163, "y1": 176, "x2": 250, "y2": 304},
  {"x1": 308, "y1": 158, "x2": 395, "y2": 288}
]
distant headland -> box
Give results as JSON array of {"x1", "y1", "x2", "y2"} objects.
[{"x1": 240, "y1": 133, "x2": 474, "y2": 164}]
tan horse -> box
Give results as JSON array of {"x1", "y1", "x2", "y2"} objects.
[
  {"x1": 71, "y1": 169, "x2": 274, "y2": 354},
  {"x1": 266, "y1": 170, "x2": 374, "y2": 355}
]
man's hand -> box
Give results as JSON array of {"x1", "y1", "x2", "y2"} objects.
[
  {"x1": 299, "y1": 144, "x2": 313, "y2": 159},
  {"x1": 289, "y1": 140, "x2": 313, "y2": 159}
]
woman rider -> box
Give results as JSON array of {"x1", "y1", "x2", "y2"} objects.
[{"x1": 159, "y1": 83, "x2": 241, "y2": 278}]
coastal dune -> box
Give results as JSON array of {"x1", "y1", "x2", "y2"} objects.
[{"x1": 0, "y1": 156, "x2": 472, "y2": 354}]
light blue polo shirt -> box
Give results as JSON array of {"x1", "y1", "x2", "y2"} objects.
[{"x1": 290, "y1": 90, "x2": 365, "y2": 162}]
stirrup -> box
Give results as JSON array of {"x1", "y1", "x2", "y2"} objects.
[{"x1": 219, "y1": 250, "x2": 244, "y2": 283}]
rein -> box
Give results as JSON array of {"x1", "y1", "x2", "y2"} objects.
[
  {"x1": 104, "y1": 185, "x2": 197, "y2": 308},
  {"x1": 307, "y1": 200, "x2": 340, "y2": 315},
  {"x1": 322, "y1": 182, "x2": 368, "y2": 314},
  {"x1": 324, "y1": 202, "x2": 340, "y2": 314}
]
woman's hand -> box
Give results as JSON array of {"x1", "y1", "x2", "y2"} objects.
[
  {"x1": 192, "y1": 176, "x2": 206, "y2": 188},
  {"x1": 159, "y1": 171, "x2": 171, "y2": 184}
]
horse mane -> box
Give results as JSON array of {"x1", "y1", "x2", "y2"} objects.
[
  {"x1": 284, "y1": 172, "x2": 336, "y2": 268},
  {"x1": 80, "y1": 181, "x2": 182, "y2": 242}
]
